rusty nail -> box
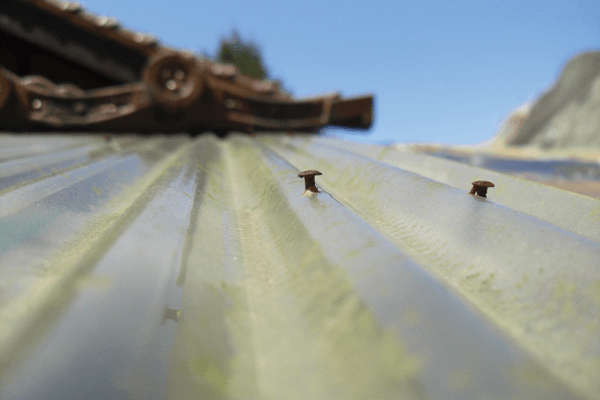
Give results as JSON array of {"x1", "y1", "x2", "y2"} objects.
[
  {"x1": 298, "y1": 170, "x2": 322, "y2": 193},
  {"x1": 469, "y1": 180, "x2": 495, "y2": 198}
]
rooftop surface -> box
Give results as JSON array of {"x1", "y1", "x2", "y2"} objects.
[{"x1": 0, "y1": 133, "x2": 599, "y2": 399}]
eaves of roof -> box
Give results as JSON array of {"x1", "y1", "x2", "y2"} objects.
[{"x1": 0, "y1": 133, "x2": 599, "y2": 400}]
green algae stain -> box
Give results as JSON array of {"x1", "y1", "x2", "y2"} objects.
[
  {"x1": 73, "y1": 274, "x2": 113, "y2": 291},
  {"x1": 165, "y1": 141, "x2": 242, "y2": 400},
  {"x1": 203, "y1": 365, "x2": 228, "y2": 390},
  {"x1": 346, "y1": 248, "x2": 361, "y2": 259},
  {"x1": 561, "y1": 282, "x2": 577, "y2": 317},
  {"x1": 376, "y1": 146, "x2": 393, "y2": 162},
  {"x1": 465, "y1": 272, "x2": 481, "y2": 280},
  {"x1": 551, "y1": 280, "x2": 567, "y2": 303},
  {"x1": 494, "y1": 182, "x2": 506, "y2": 195},
  {"x1": 0, "y1": 142, "x2": 193, "y2": 369},
  {"x1": 188, "y1": 355, "x2": 229, "y2": 395},
  {"x1": 512, "y1": 362, "x2": 554, "y2": 389},
  {"x1": 589, "y1": 206, "x2": 600, "y2": 221},
  {"x1": 586, "y1": 280, "x2": 600, "y2": 306},
  {"x1": 264, "y1": 135, "x2": 600, "y2": 399},
  {"x1": 485, "y1": 223, "x2": 506, "y2": 234},
  {"x1": 425, "y1": 180, "x2": 445, "y2": 191},
  {"x1": 221, "y1": 137, "x2": 425, "y2": 399},
  {"x1": 227, "y1": 261, "x2": 425, "y2": 399}
]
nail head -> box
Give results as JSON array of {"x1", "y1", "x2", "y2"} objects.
[
  {"x1": 298, "y1": 170, "x2": 323, "y2": 193},
  {"x1": 297, "y1": 170, "x2": 322, "y2": 178},
  {"x1": 470, "y1": 180, "x2": 495, "y2": 198}
]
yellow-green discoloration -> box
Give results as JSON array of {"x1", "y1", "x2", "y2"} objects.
[
  {"x1": 512, "y1": 362, "x2": 557, "y2": 389},
  {"x1": 586, "y1": 280, "x2": 600, "y2": 306},
  {"x1": 589, "y1": 206, "x2": 600, "y2": 221},
  {"x1": 261, "y1": 135, "x2": 600, "y2": 400},
  {"x1": 223, "y1": 137, "x2": 423, "y2": 399},
  {"x1": 166, "y1": 136, "x2": 424, "y2": 399},
  {"x1": 73, "y1": 274, "x2": 114, "y2": 290},
  {"x1": 0, "y1": 139, "x2": 191, "y2": 374}
]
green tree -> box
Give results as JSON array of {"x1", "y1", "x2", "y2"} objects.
[{"x1": 216, "y1": 30, "x2": 269, "y2": 80}]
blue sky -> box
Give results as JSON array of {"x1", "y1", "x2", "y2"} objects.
[{"x1": 81, "y1": 0, "x2": 598, "y2": 145}]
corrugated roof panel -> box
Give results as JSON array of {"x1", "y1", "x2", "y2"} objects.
[
  {"x1": 290, "y1": 136, "x2": 600, "y2": 242},
  {"x1": 0, "y1": 134, "x2": 599, "y2": 400}
]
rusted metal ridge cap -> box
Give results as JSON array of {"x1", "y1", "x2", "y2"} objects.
[
  {"x1": 0, "y1": 0, "x2": 373, "y2": 133},
  {"x1": 17, "y1": 0, "x2": 159, "y2": 54}
]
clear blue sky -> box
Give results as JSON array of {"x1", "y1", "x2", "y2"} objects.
[{"x1": 81, "y1": 0, "x2": 598, "y2": 145}]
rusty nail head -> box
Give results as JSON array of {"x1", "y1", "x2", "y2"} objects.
[
  {"x1": 298, "y1": 170, "x2": 322, "y2": 193},
  {"x1": 470, "y1": 180, "x2": 495, "y2": 198}
]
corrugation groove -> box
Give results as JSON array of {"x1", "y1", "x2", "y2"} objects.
[
  {"x1": 166, "y1": 136, "x2": 239, "y2": 400},
  {"x1": 261, "y1": 134, "x2": 600, "y2": 400}
]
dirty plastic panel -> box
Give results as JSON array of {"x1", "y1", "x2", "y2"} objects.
[{"x1": 0, "y1": 133, "x2": 599, "y2": 400}]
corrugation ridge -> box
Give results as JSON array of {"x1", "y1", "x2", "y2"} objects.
[
  {"x1": 0, "y1": 143, "x2": 99, "y2": 181},
  {"x1": 0, "y1": 156, "x2": 136, "y2": 219},
  {"x1": 219, "y1": 135, "x2": 427, "y2": 400},
  {"x1": 0, "y1": 136, "x2": 171, "y2": 192},
  {"x1": 262, "y1": 135, "x2": 600, "y2": 400},
  {"x1": 310, "y1": 135, "x2": 600, "y2": 243},
  {"x1": 0, "y1": 140, "x2": 193, "y2": 378},
  {"x1": 0, "y1": 137, "x2": 183, "y2": 218},
  {"x1": 0, "y1": 135, "x2": 102, "y2": 162}
]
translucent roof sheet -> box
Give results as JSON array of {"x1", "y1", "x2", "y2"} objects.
[{"x1": 1, "y1": 133, "x2": 599, "y2": 399}]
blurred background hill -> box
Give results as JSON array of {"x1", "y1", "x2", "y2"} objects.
[{"x1": 504, "y1": 51, "x2": 600, "y2": 150}]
